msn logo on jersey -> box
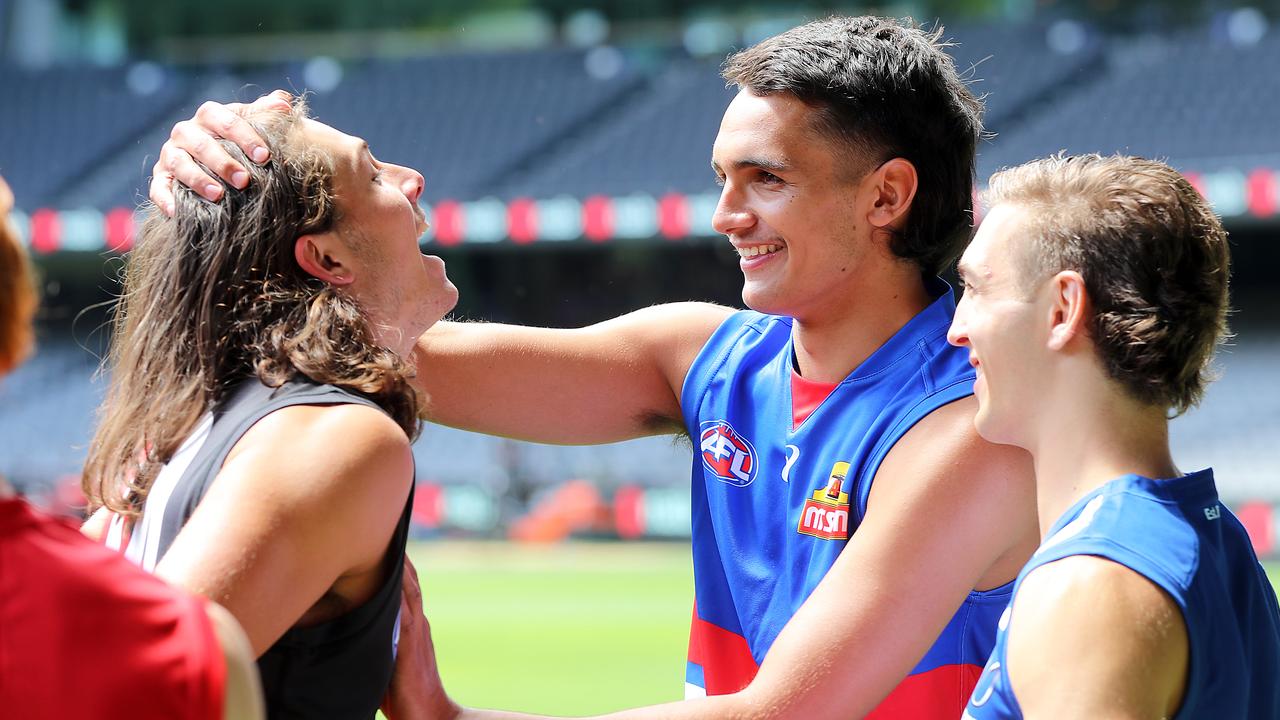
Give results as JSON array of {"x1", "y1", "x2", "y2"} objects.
[
  {"x1": 797, "y1": 461, "x2": 851, "y2": 541},
  {"x1": 698, "y1": 420, "x2": 758, "y2": 487}
]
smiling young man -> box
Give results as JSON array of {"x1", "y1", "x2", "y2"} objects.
[
  {"x1": 950, "y1": 154, "x2": 1280, "y2": 719},
  {"x1": 86, "y1": 100, "x2": 459, "y2": 718},
  {"x1": 153, "y1": 17, "x2": 1038, "y2": 719}
]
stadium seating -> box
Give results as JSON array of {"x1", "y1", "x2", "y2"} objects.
[{"x1": 977, "y1": 27, "x2": 1280, "y2": 179}]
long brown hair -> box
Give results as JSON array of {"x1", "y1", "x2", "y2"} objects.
[{"x1": 84, "y1": 100, "x2": 419, "y2": 515}]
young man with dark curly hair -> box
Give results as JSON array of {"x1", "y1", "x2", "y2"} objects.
[
  {"x1": 85, "y1": 100, "x2": 459, "y2": 718},
  {"x1": 951, "y1": 154, "x2": 1280, "y2": 719},
  {"x1": 155, "y1": 17, "x2": 1039, "y2": 719}
]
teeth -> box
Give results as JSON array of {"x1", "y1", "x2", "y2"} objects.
[{"x1": 737, "y1": 244, "x2": 781, "y2": 258}]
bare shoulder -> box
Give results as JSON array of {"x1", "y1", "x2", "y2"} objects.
[
  {"x1": 867, "y1": 395, "x2": 1037, "y2": 589},
  {"x1": 225, "y1": 400, "x2": 414, "y2": 502},
  {"x1": 872, "y1": 395, "x2": 1034, "y2": 508},
  {"x1": 1008, "y1": 555, "x2": 1189, "y2": 719}
]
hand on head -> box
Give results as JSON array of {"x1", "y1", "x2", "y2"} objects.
[{"x1": 150, "y1": 89, "x2": 292, "y2": 215}]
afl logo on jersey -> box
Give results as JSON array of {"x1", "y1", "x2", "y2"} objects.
[{"x1": 698, "y1": 420, "x2": 758, "y2": 487}]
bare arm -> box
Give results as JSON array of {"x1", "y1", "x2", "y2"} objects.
[
  {"x1": 204, "y1": 601, "x2": 267, "y2": 720},
  {"x1": 155, "y1": 403, "x2": 415, "y2": 655},
  {"x1": 389, "y1": 396, "x2": 1039, "y2": 720},
  {"x1": 415, "y1": 303, "x2": 732, "y2": 445},
  {"x1": 1007, "y1": 556, "x2": 1189, "y2": 720}
]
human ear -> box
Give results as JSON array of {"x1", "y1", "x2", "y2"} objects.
[
  {"x1": 865, "y1": 158, "x2": 919, "y2": 231},
  {"x1": 1047, "y1": 271, "x2": 1089, "y2": 351},
  {"x1": 294, "y1": 233, "x2": 355, "y2": 286}
]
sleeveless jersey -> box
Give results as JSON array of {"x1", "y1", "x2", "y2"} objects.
[
  {"x1": 105, "y1": 377, "x2": 414, "y2": 720},
  {"x1": 964, "y1": 470, "x2": 1280, "y2": 719},
  {"x1": 680, "y1": 280, "x2": 1011, "y2": 717}
]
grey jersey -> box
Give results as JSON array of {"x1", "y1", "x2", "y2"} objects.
[{"x1": 107, "y1": 376, "x2": 415, "y2": 720}]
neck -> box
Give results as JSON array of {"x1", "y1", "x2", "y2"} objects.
[
  {"x1": 792, "y1": 264, "x2": 933, "y2": 383},
  {"x1": 1027, "y1": 378, "x2": 1177, "y2": 537}
]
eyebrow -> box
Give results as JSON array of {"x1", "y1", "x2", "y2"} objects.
[{"x1": 711, "y1": 156, "x2": 792, "y2": 176}]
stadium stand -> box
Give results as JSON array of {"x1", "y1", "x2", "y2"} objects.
[
  {"x1": 303, "y1": 48, "x2": 646, "y2": 203},
  {"x1": 0, "y1": 63, "x2": 191, "y2": 209},
  {"x1": 977, "y1": 27, "x2": 1280, "y2": 179}
]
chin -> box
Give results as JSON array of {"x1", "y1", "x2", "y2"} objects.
[
  {"x1": 740, "y1": 285, "x2": 787, "y2": 316},
  {"x1": 973, "y1": 408, "x2": 1027, "y2": 449}
]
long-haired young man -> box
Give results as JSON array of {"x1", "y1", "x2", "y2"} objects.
[{"x1": 86, "y1": 100, "x2": 458, "y2": 718}]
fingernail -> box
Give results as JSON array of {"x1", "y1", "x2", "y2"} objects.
[
  {"x1": 205, "y1": 183, "x2": 223, "y2": 200},
  {"x1": 231, "y1": 170, "x2": 250, "y2": 188},
  {"x1": 251, "y1": 146, "x2": 269, "y2": 163}
]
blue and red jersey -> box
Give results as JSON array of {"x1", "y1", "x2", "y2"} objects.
[
  {"x1": 964, "y1": 470, "x2": 1280, "y2": 719},
  {"x1": 680, "y1": 280, "x2": 1008, "y2": 716}
]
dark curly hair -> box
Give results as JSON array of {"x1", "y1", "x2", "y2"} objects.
[
  {"x1": 722, "y1": 15, "x2": 984, "y2": 275},
  {"x1": 84, "y1": 99, "x2": 419, "y2": 515},
  {"x1": 984, "y1": 153, "x2": 1231, "y2": 414}
]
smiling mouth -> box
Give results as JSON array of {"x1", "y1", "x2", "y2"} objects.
[{"x1": 735, "y1": 243, "x2": 783, "y2": 259}]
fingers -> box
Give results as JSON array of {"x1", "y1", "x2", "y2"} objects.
[
  {"x1": 149, "y1": 92, "x2": 292, "y2": 216},
  {"x1": 193, "y1": 100, "x2": 271, "y2": 167},
  {"x1": 156, "y1": 122, "x2": 230, "y2": 205},
  {"x1": 402, "y1": 555, "x2": 424, "y2": 610},
  {"x1": 252, "y1": 89, "x2": 294, "y2": 113}
]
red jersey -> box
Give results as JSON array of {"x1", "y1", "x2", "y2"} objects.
[{"x1": 0, "y1": 497, "x2": 224, "y2": 718}]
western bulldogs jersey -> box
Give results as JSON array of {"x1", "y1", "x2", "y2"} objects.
[
  {"x1": 680, "y1": 280, "x2": 1010, "y2": 717},
  {"x1": 105, "y1": 377, "x2": 414, "y2": 720},
  {"x1": 964, "y1": 470, "x2": 1280, "y2": 719}
]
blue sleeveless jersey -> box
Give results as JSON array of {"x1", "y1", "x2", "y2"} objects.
[
  {"x1": 965, "y1": 470, "x2": 1280, "y2": 719},
  {"x1": 680, "y1": 280, "x2": 1012, "y2": 717}
]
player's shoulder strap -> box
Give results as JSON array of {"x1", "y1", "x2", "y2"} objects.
[{"x1": 154, "y1": 376, "x2": 387, "y2": 563}]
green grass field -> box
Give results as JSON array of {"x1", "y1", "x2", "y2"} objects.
[
  {"x1": 410, "y1": 541, "x2": 1280, "y2": 716},
  {"x1": 411, "y1": 541, "x2": 694, "y2": 715}
]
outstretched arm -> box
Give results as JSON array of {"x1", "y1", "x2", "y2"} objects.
[
  {"x1": 413, "y1": 303, "x2": 731, "y2": 445},
  {"x1": 390, "y1": 396, "x2": 1039, "y2": 720}
]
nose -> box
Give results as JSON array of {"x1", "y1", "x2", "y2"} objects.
[
  {"x1": 711, "y1": 181, "x2": 755, "y2": 237},
  {"x1": 394, "y1": 166, "x2": 425, "y2": 204},
  {"x1": 947, "y1": 298, "x2": 970, "y2": 349}
]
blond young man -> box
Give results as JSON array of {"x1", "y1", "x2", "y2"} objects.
[{"x1": 950, "y1": 154, "x2": 1280, "y2": 719}]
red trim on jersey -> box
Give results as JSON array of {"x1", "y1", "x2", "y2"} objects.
[
  {"x1": 687, "y1": 603, "x2": 759, "y2": 694},
  {"x1": 865, "y1": 662, "x2": 984, "y2": 719},
  {"x1": 791, "y1": 370, "x2": 839, "y2": 430}
]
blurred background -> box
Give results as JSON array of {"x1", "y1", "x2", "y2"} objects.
[{"x1": 1, "y1": 0, "x2": 1278, "y2": 713}]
